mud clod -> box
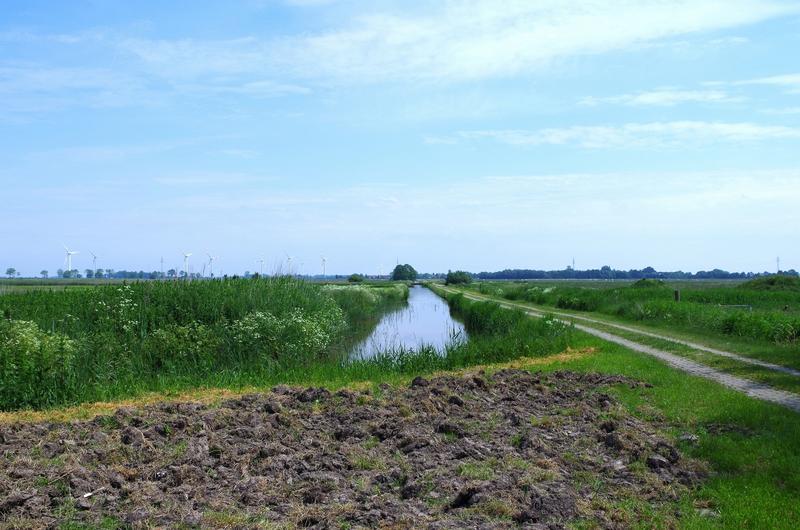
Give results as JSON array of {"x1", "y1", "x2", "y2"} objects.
[
  {"x1": 0, "y1": 370, "x2": 701, "y2": 527},
  {"x1": 410, "y1": 376, "x2": 429, "y2": 387}
]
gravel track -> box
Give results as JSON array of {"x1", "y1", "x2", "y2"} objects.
[{"x1": 441, "y1": 287, "x2": 800, "y2": 414}]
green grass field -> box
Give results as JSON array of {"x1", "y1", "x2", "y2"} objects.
[{"x1": 463, "y1": 277, "x2": 800, "y2": 366}]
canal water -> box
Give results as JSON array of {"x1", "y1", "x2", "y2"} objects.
[{"x1": 349, "y1": 285, "x2": 468, "y2": 359}]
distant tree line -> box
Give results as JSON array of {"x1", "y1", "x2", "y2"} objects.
[
  {"x1": 53, "y1": 269, "x2": 205, "y2": 280},
  {"x1": 475, "y1": 266, "x2": 799, "y2": 280}
]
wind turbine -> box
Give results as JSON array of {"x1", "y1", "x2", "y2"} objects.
[
  {"x1": 89, "y1": 251, "x2": 98, "y2": 271},
  {"x1": 284, "y1": 252, "x2": 293, "y2": 275},
  {"x1": 321, "y1": 256, "x2": 327, "y2": 277},
  {"x1": 182, "y1": 252, "x2": 192, "y2": 279},
  {"x1": 207, "y1": 253, "x2": 218, "y2": 278},
  {"x1": 62, "y1": 244, "x2": 79, "y2": 273},
  {"x1": 256, "y1": 258, "x2": 265, "y2": 276}
]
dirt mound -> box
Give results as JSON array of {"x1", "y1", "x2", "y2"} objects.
[{"x1": 0, "y1": 370, "x2": 702, "y2": 528}]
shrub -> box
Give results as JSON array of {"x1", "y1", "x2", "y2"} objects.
[
  {"x1": 231, "y1": 304, "x2": 345, "y2": 361},
  {"x1": 445, "y1": 270, "x2": 472, "y2": 285},
  {"x1": 145, "y1": 322, "x2": 220, "y2": 373},
  {"x1": 0, "y1": 320, "x2": 76, "y2": 408},
  {"x1": 348, "y1": 274, "x2": 365, "y2": 283}
]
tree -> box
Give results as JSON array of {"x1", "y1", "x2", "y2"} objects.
[
  {"x1": 40, "y1": 270, "x2": 48, "y2": 279},
  {"x1": 445, "y1": 270, "x2": 472, "y2": 285},
  {"x1": 348, "y1": 273, "x2": 365, "y2": 283},
  {"x1": 5, "y1": 267, "x2": 16, "y2": 278},
  {"x1": 391, "y1": 264, "x2": 418, "y2": 281},
  {"x1": 56, "y1": 268, "x2": 64, "y2": 278},
  {"x1": 167, "y1": 269, "x2": 177, "y2": 278},
  {"x1": 85, "y1": 269, "x2": 94, "y2": 279},
  {"x1": 95, "y1": 269, "x2": 104, "y2": 279}
]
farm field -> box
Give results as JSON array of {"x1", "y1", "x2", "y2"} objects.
[
  {"x1": 463, "y1": 277, "x2": 800, "y2": 368},
  {"x1": 0, "y1": 278, "x2": 798, "y2": 528}
]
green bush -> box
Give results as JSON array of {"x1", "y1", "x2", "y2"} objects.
[
  {"x1": 231, "y1": 305, "x2": 345, "y2": 361},
  {"x1": 445, "y1": 270, "x2": 472, "y2": 285},
  {"x1": 0, "y1": 320, "x2": 77, "y2": 409},
  {"x1": 145, "y1": 322, "x2": 220, "y2": 374}
]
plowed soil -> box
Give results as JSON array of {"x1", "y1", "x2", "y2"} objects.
[{"x1": 0, "y1": 370, "x2": 702, "y2": 528}]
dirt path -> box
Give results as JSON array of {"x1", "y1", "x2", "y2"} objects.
[{"x1": 439, "y1": 286, "x2": 800, "y2": 413}]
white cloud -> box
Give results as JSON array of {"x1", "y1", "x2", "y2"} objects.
[
  {"x1": 120, "y1": 0, "x2": 798, "y2": 84},
  {"x1": 580, "y1": 88, "x2": 743, "y2": 106},
  {"x1": 176, "y1": 79, "x2": 311, "y2": 98},
  {"x1": 0, "y1": 64, "x2": 163, "y2": 117},
  {"x1": 762, "y1": 106, "x2": 800, "y2": 115},
  {"x1": 449, "y1": 121, "x2": 800, "y2": 149},
  {"x1": 734, "y1": 73, "x2": 800, "y2": 93}
]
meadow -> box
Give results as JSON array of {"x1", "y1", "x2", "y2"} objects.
[{"x1": 471, "y1": 277, "x2": 800, "y2": 346}]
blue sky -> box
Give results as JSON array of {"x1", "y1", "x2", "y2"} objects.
[{"x1": 1, "y1": 0, "x2": 799, "y2": 276}]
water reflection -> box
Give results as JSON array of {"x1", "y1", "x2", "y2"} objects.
[{"x1": 349, "y1": 285, "x2": 467, "y2": 359}]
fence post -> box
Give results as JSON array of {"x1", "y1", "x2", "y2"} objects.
[{"x1": 674, "y1": 289, "x2": 681, "y2": 302}]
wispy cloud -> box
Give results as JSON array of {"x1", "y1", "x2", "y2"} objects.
[
  {"x1": 580, "y1": 88, "x2": 744, "y2": 107},
  {"x1": 0, "y1": 64, "x2": 163, "y2": 118},
  {"x1": 442, "y1": 122, "x2": 800, "y2": 149},
  {"x1": 733, "y1": 73, "x2": 800, "y2": 93},
  {"x1": 1, "y1": 0, "x2": 795, "y2": 119},
  {"x1": 762, "y1": 106, "x2": 800, "y2": 115},
  {"x1": 119, "y1": 1, "x2": 797, "y2": 85},
  {"x1": 152, "y1": 172, "x2": 274, "y2": 186}
]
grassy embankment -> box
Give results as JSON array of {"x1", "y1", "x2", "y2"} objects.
[
  {"x1": 431, "y1": 286, "x2": 800, "y2": 529},
  {"x1": 0, "y1": 278, "x2": 572, "y2": 412},
  {"x1": 465, "y1": 277, "x2": 800, "y2": 369},
  {"x1": 0, "y1": 278, "x2": 409, "y2": 410}
]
